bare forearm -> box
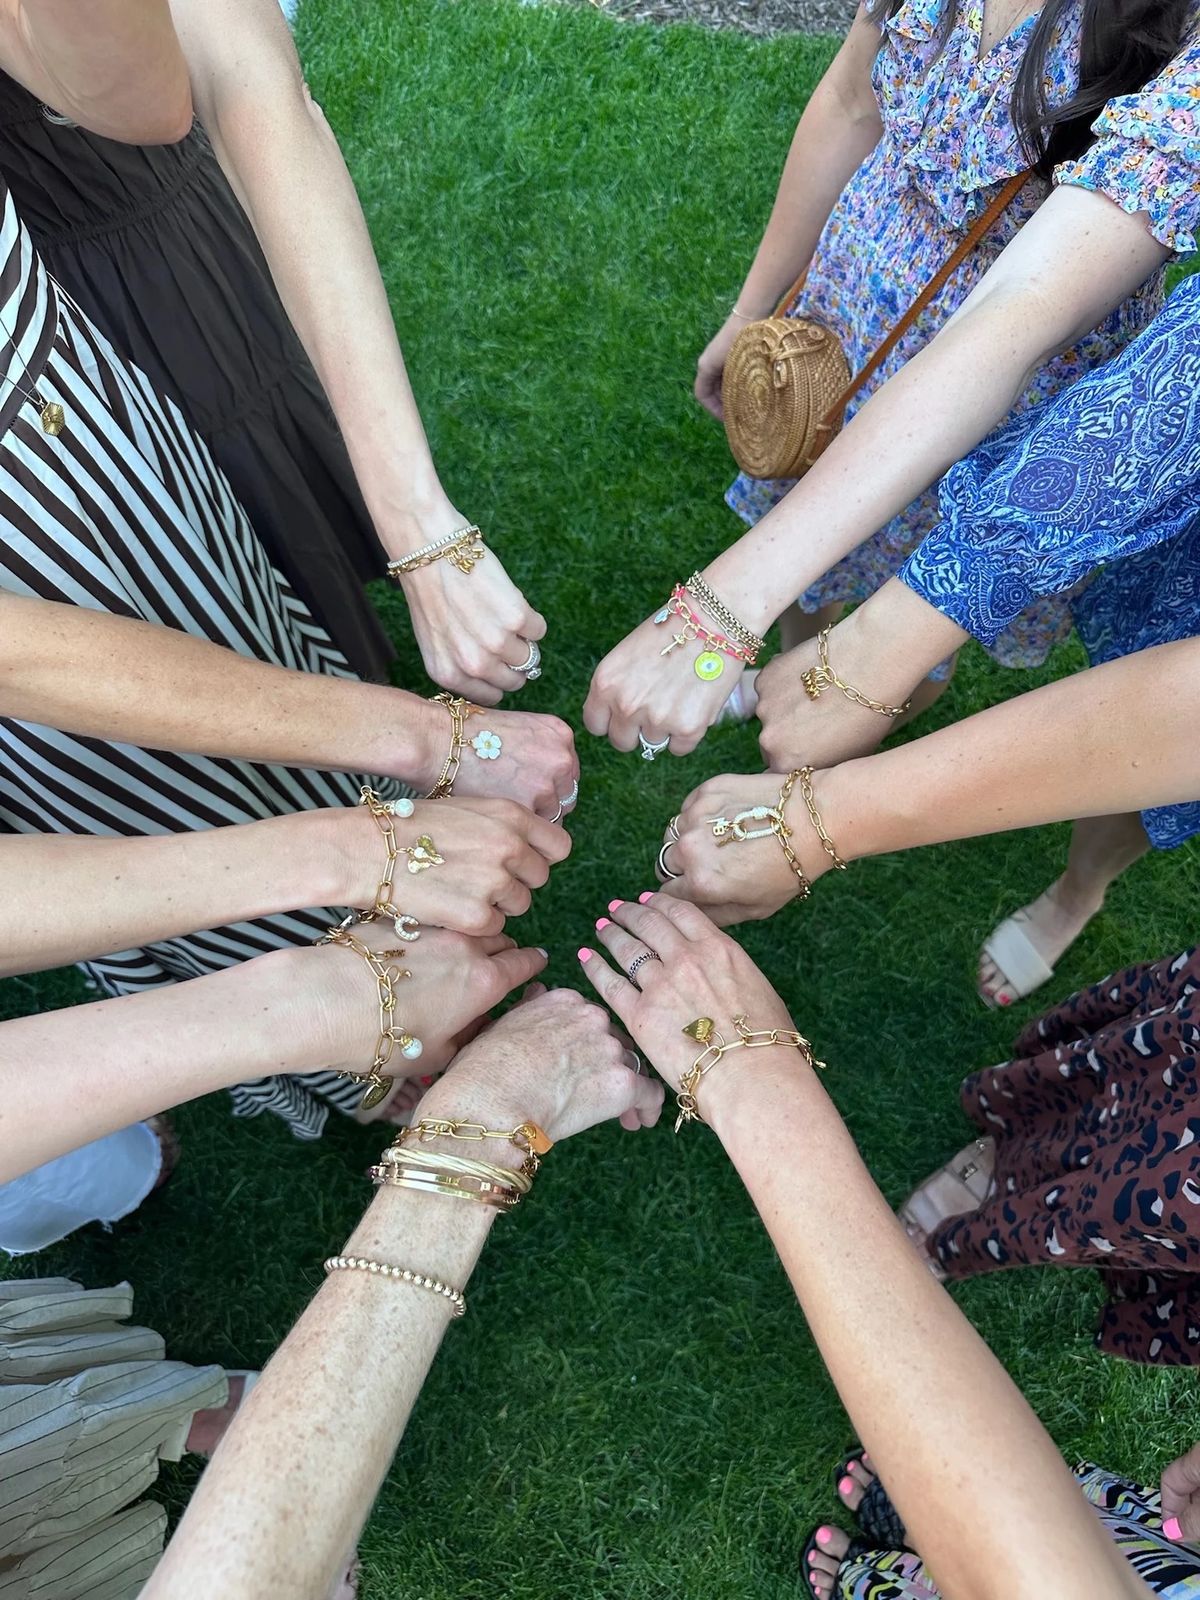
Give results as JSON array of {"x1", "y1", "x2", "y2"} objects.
[
  {"x1": 3, "y1": 0, "x2": 191, "y2": 141},
  {"x1": 0, "y1": 811, "x2": 359, "y2": 976},
  {"x1": 708, "y1": 1065, "x2": 1147, "y2": 1598},
  {"x1": 148, "y1": 1182, "x2": 498, "y2": 1599},
  {"x1": 176, "y1": 0, "x2": 446, "y2": 551},
  {"x1": 825, "y1": 638, "x2": 1200, "y2": 865},
  {"x1": 708, "y1": 188, "x2": 1168, "y2": 634},
  {"x1": 733, "y1": 12, "x2": 883, "y2": 316},
  {"x1": 0, "y1": 949, "x2": 317, "y2": 1180},
  {"x1": 0, "y1": 595, "x2": 439, "y2": 785}
]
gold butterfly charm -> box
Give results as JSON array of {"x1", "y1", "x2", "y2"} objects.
[
  {"x1": 405, "y1": 835, "x2": 445, "y2": 874},
  {"x1": 682, "y1": 1017, "x2": 714, "y2": 1044}
]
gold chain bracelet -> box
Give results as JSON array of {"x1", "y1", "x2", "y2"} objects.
[
  {"x1": 800, "y1": 625, "x2": 911, "y2": 719},
  {"x1": 387, "y1": 524, "x2": 487, "y2": 576},
  {"x1": 796, "y1": 766, "x2": 846, "y2": 872},
  {"x1": 772, "y1": 769, "x2": 812, "y2": 901},
  {"x1": 358, "y1": 786, "x2": 422, "y2": 940},
  {"x1": 685, "y1": 570, "x2": 765, "y2": 658},
  {"x1": 426, "y1": 693, "x2": 481, "y2": 799},
  {"x1": 675, "y1": 1014, "x2": 825, "y2": 1132},
  {"x1": 318, "y1": 924, "x2": 422, "y2": 1110}
]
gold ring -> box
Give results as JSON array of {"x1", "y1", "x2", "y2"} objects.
[{"x1": 656, "y1": 839, "x2": 681, "y2": 882}]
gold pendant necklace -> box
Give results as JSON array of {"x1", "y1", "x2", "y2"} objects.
[{"x1": 0, "y1": 320, "x2": 65, "y2": 436}]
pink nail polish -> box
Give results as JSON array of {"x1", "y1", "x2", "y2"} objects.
[
  {"x1": 638, "y1": 892, "x2": 654, "y2": 904},
  {"x1": 806, "y1": 1550, "x2": 818, "y2": 1564},
  {"x1": 577, "y1": 948, "x2": 593, "y2": 963},
  {"x1": 1164, "y1": 1516, "x2": 1183, "y2": 1541},
  {"x1": 419, "y1": 1074, "x2": 434, "y2": 1088},
  {"x1": 997, "y1": 992, "x2": 1011, "y2": 1006},
  {"x1": 608, "y1": 899, "x2": 623, "y2": 912},
  {"x1": 595, "y1": 917, "x2": 610, "y2": 931},
  {"x1": 816, "y1": 1527, "x2": 832, "y2": 1544},
  {"x1": 838, "y1": 1476, "x2": 854, "y2": 1496}
]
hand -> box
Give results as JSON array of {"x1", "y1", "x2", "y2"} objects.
[
  {"x1": 328, "y1": 796, "x2": 572, "y2": 936},
  {"x1": 694, "y1": 314, "x2": 745, "y2": 422},
  {"x1": 386, "y1": 502, "x2": 546, "y2": 705},
  {"x1": 438, "y1": 706, "x2": 579, "y2": 821},
  {"x1": 577, "y1": 893, "x2": 796, "y2": 1105},
  {"x1": 307, "y1": 921, "x2": 549, "y2": 1088},
  {"x1": 1161, "y1": 1442, "x2": 1200, "y2": 1543},
  {"x1": 584, "y1": 611, "x2": 743, "y2": 757},
  {"x1": 656, "y1": 770, "x2": 833, "y2": 925},
  {"x1": 415, "y1": 985, "x2": 664, "y2": 1141}
]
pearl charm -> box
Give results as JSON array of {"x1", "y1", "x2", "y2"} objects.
[
  {"x1": 384, "y1": 798, "x2": 415, "y2": 818},
  {"x1": 401, "y1": 1036, "x2": 424, "y2": 1060}
]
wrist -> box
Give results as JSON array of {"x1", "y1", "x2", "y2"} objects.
[
  {"x1": 697, "y1": 1041, "x2": 816, "y2": 1144},
  {"x1": 837, "y1": 580, "x2": 967, "y2": 700},
  {"x1": 374, "y1": 484, "x2": 466, "y2": 562}
]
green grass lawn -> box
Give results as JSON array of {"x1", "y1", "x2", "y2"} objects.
[{"x1": 5, "y1": 2, "x2": 1200, "y2": 1594}]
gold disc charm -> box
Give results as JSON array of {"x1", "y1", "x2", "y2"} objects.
[
  {"x1": 39, "y1": 402, "x2": 65, "y2": 437},
  {"x1": 358, "y1": 1073, "x2": 395, "y2": 1111}
]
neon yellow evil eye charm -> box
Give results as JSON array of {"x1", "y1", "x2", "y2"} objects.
[{"x1": 694, "y1": 651, "x2": 725, "y2": 682}]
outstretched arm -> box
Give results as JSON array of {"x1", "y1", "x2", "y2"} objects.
[
  {"x1": 170, "y1": 0, "x2": 546, "y2": 703},
  {"x1": 0, "y1": 593, "x2": 578, "y2": 818},
  {"x1": 668, "y1": 635, "x2": 1200, "y2": 922},
  {"x1": 581, "y1": 901, "x2": 1152, "y2": 1600},
  {"x1": 0, "y1": 925, "x2": 548, "y2": 1182},
  {"x1": 143, "y1": 995, "x2": 662, "y2": 1600}
]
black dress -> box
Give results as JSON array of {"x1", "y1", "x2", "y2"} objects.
[{"x1": 0, "y1": 73, "x2": 395, "y2": 680}]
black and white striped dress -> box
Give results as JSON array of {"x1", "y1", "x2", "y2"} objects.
[{"x1": 0, "y1": 172, "x2": 392, "y2": 1137}]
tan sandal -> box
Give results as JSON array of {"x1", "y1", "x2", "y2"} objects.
[{"x1": 899, "y1": 1138, "x2": 996, "y2": 1274}]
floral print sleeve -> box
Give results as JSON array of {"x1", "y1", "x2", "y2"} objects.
[
  {"x1": 1056, "y1": 30, "x2": 1200, "y2": 253},
  {"x1": 898, "y1": 274, "x2": 1200, "y2": 643}
]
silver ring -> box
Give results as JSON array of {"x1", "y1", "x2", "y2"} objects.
[
  {"x1": 666, "y1": 813, "x2": 682, "y2": 843},
  {"x1": 622, "y1": 1047, "x2": 645, "y2": 1077},
  {"x1": 559, "y1": 779, "x2": 580, "y2": 814},
  {"x1": 639, "y1": 733, "x2": 670, "y2": 762},
  {"x1": 626, "y1": 950, "x2": 662, "y2": 986},
  {"x1": 550, "y1": 804, "x2": 564, "y2": 825},
  {"x1": 514, "y1": 641, "x2": 542, "y2": 679},
  {"x1": 656, "y1": 839, "x2": 680, "y2": 882}
]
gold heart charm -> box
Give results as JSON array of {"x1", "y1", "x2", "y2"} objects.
[{"x1": 682, "y1": 1017, "x2": 714, "y2": 1044}]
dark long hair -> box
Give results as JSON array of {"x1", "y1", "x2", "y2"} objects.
[{"x1": 870, "y1": 0, "x2": 1192, "y2": 178}]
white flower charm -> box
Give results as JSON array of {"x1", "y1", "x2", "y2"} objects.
[
  {"x1": 471, "y1": 730, "x2": 502, "y2": 760},
  {"x1": 383, "y1": 797, "x2": 415, "y2": 818}
]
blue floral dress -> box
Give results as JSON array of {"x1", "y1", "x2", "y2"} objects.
[
  {"x1": 726, "y1": 0, "x2": 1200, "y2": 668},
  {"x1": 900, "y1": 271, "x2": 1200, "y2": 848}
]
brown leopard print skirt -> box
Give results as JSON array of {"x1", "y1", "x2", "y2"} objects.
[{"x1": 931, "y1": 947, "x2": 1200, "y2": 1364}]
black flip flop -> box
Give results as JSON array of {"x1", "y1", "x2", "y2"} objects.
[{"x1": 833, "y1": 1443, "x2": 911, "y2": 1551}]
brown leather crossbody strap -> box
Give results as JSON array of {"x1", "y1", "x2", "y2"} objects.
[{"x1": 768, "y1": 169, "x2": 1029, "y2": 427}]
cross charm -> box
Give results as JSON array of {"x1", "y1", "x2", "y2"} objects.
[{"x1": 660, "y1": 623, "x2": 697, "y2": 657}]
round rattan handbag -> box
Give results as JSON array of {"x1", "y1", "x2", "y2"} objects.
[{"x1": 721, "y1": 172, "x2": 1028, "y2": 481}]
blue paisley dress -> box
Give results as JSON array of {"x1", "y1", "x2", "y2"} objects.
[
  {"x1": 727, "y1": 0, "x2": 1200, "y2": 667},
  {"x1": 900, "y1": 272, "x2": 1200, "y2": 848}
]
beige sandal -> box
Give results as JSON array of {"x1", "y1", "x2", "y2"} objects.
[{"x1": 899, "y1": 1138, "x2": 996, "y2": 1276}]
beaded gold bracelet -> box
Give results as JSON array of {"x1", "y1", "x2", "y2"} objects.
[{"x1": 323, "y1": 1255, "x2": 466, "y2": 1318}]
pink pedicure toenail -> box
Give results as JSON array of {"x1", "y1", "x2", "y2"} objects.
[
  {"x1": 1164, "y1": 1517, "x2": 1183, "y2": 1541},
  {"x1": 638, "y1": 892, "x2": 654, "y2": 904},
  {"x1": 577, "y1": 948, "x2": 593, "y2": 963},
  {"x1": 838, "y1": 1476, "x2": 855, "y2": 1496},
  {"x1": 595, "y1": 918, "x2": 611, "y2": 930},
  {"x1": 608, "y1": 899, "x2": 623, "y2": 912},
  {"x1": 816, "y1": 1527, "x2": 832, "y2": 1543},
  {"x1": 419, "y1": 1075, "x2": 435, "y2": 1088},
  {"x1": 997, "y1": 992, "x2": 1011, "y2": 1006}
]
